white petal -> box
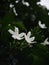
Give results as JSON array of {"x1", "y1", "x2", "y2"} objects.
[
  {"x1": 25, "y1": 2, "x2": 30, "y2": 6},
  {"x1": 41, "y1": 38, "x2": 49, "y2": 45},
  {"x1": 24, "y1": 34, "x2": 30, "y2": 42},
  {"x1": 8, "y1": 29, "x2": 14, "y2": 34},
  {"x1": 15, "y1": 27, "x2": 19, "y2": 34},
  {"x1": 30, "y1": 37, "x2": 35, "y2": 41},
  {"x1": 41, "y1": 24, "x2": 47, "y2": 28},
  {"x1": 13, "y1": 8, "x2": 18, "y2": 16},
  {"x1": 26, "y1": 40, "x2": 36, "y2": 44},
  {"x1": 12, "y1": 34, "x2": 24, "y2": 40},
  {"x1": 12, "y1": 35, "x2": 20, "y2": 40},
  {"x1": 38, "y1": 21, "x2": 43, "y2": 28},
  {"x1": 41, "y1": 42, "x2": 45, "y2": 45},
  {"x1": 22, "y1": 0, "x2": 30, "y2": 7},
  {"x1": 19, "y1": 33, "x2": 25, "y2": 38},
  {"x1": 25, "y1": 38, "x2": 31, "y2": 43},
  {"x1": 17, "y1": 37, "x2": 24, "y2": 40},
  {"x1": 44, "y1": 38, "x2": 49, "y2": 44},
  {"x1": 15, "y1": 0, "x2": 19, "y2": 3},
  {"x1": 10, "y1": 4, "x2": 14, "y2": 8},
  {"x1": 23, "y1": 2, "x2": 30, "y2": 6},
  {"x1": 27, "y1": 31, "x2": 31, "y2": 37},
  {"x1": 38, "y1": 21, "x2": 47, "y2": 29},
  {"x1": 41, "y1": 42, "x2": 47, "y2": 45},
  {"x1": 12, "y1": 35, "x2": 17, "y2": 39},
  {"x1": 30, "y1": 41, "x2": 37, "y2": 44},
  {"x1": 44, "y1": 38, "x2": 48, "y2": 43}
]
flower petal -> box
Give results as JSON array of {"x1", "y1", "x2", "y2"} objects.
[
  {"x1": 30, "y1": 41, "x2": 37, "y2": 43},
  {"x1": 26, "y1": 40, "x2": 36, "y2": 44},
  {"x1": 12, "y1": 34, "x2": 24, "y2": 40},
  {"x1": 30, "y1": 37, "x2": 35, "y2": 41},
  {"x1": 41, "y1": 38, "x2": 49, "y2": 45},
  {"x1": 19, "y1": 33, "x2": 25, "y2": 38},
  {"x1": 44, "y1": 38, "x2": 49, "y2": 44},
  {"x1": 15, "y1": 27, "x2": 19, "y2": 32},
  {"x1": 8, "y1": 29, "x2": 14, "y2": 34},
  {"x1": 38, "y1": 21, "x2": 47, "y2": 29},
  {"x1": 12, "y1": 35, "x2": 17, "y2": 39},
  {"x1": 27, "y1": 31, "x2": 31, "y2": 37}
]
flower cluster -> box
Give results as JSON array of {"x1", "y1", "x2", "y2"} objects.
[
  {"x1": 8, "y1": 26, "x2": 49, "y2": 45},
  {"x1": 8, "y1": 27, "x2": 36, "y2": 44}
]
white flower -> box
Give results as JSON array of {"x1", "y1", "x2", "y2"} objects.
[
  {"x1": 8, "y1": 27, "x2": 25, "y2": 40},
  {"x1": 24, "y1": 31, "x2": 36, "y2": 43},
  {"x1": 41, "y1": 38, "x2": 49, "y2": 45},
  {"x1": 38, "y1": 21, "x2": 47, "y2": 29}
]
